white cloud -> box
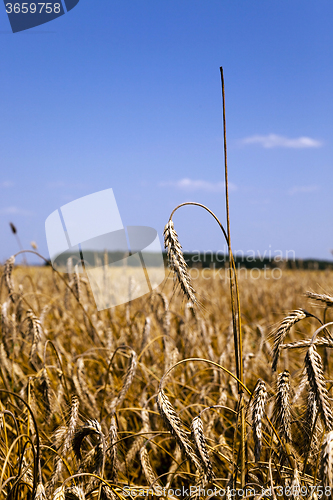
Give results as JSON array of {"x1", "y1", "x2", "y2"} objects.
[
  {"x1": 160, "y1": 178, "x2": 237, "y2": 192},
  {"x1": 0, "y1": 206, "x2": 34, "y2": 216},
  {"x1": 240, "y1": 134, "x2": 322, "y2": 149},
  {"x1": 0, "y1": 181, "x2": 14, "y2": 188},
  {"x1": 288, "y1": 185, "x2": 320, "y2": 195},
  {"x1": 47, "y1": 181, "x2": 89, "y2": 189}
]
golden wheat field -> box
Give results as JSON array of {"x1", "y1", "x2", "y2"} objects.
[{"x1": 1, "y1": 255, "x2": 333, "y2": 500}]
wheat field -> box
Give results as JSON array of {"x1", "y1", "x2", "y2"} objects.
[{"x1": 1, "y1": 249, "x2": 333, "y2": 499}]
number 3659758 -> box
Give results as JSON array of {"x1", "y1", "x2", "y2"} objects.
[{"x1": 5, "y1": 3, "x2": 61, "y2": 14}]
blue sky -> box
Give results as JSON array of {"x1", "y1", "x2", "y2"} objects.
[{"x1": 0, "y1": 1, "x2": 332, "y2": 263}]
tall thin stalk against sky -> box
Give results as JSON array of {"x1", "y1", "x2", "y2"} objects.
[{"x1": 220, "y1": 66, "x2": 245, "y2": 487}]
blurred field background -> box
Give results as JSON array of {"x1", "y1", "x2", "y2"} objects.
[{"x1": 1, "y1": 261, "x2": 333, "y2": 498}]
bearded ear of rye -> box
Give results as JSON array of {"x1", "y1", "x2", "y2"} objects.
[
  {"x1": 272, "y1": 309, "x2": 310, "y2": 372},
  {"x1": 321, "y1": 430, "x2": 333, "y2": 489},
  {"x1": 252, "y1": 379, "x2": 268, "y2": 462},
  {"x1": 191, "y1": 415, "x2": 215, "y2": 481},
  {"x1": 163, "y1": 220, "x2": 197, "y2": 304},
  {"x1": 157, "y1": 389, "x2": 202, "y2": 470},
  {"x1": 273, "y1": 370, "x2": 292, "y2": 442},
  {"x1": 305, "y1": 345, "x2": 333, "y2": 431}
]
